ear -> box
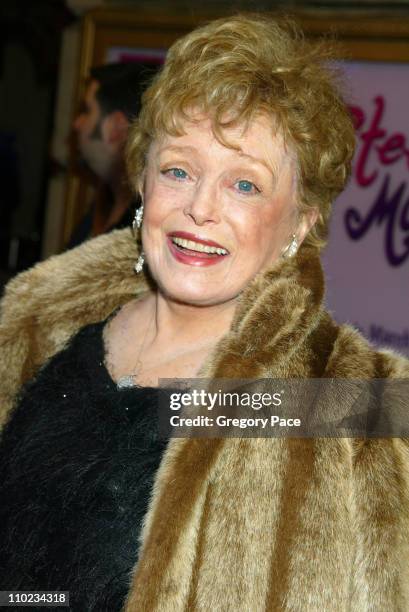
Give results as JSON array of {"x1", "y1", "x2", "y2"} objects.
[
  {"x1": 296, "y1": 207, "x2": 319, "y2": 246},
  {"x1": 102, "y1": 111, "x2": 130, "y2": 146}
]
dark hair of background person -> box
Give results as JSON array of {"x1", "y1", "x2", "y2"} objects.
[{"x1": 90, "y1": 62, "x2": 159, "y2": 122}]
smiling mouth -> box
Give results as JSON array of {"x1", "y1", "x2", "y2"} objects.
[{"x1": 170, "y1": 236, "x2": 229, "y2": 256}]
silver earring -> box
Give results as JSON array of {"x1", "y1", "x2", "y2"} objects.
[
  {"x1": 132, "y1": 204, "x2": 144, "y2": 232},
  {"x1": 133, "y1": 203, "x2": 145, "y2": 273},
  {"x1": 283, "y1": 234, "x2": 298, "y2": 258},
  {"x1": 134, "y1": 251, "x2": 145, "y2": 274}
]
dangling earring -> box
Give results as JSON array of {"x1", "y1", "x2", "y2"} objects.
[
  {"x1": 133, "y1": 202, "x2": 145, "y2": 273},
  {"x1": 132, "y1": 204, "x2": 144, "y2": 233},
  {"x1": 134, "y1": 252, "x2": 145, "y2": 274},
  {"x1": 282, "y1": 234, "x2": 298, "y2": 258}
]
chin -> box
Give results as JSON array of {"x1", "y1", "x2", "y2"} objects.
[
  {"x1": 147, "y1": 257, "x2": 240, "y2": 306},
  {"x1": 158, "y1": 281, "x2": 234, "y2": 308}
]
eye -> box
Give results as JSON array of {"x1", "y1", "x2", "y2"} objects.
[
  {"x1": 162, "y1": 167, "x2": 189, "y2": 180},
  {"x1": 235, "y1": 179, "x2": 260, "y2": 195}
]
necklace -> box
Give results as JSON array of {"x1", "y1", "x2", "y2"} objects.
[{"x1": 116, "y1": 308, "x2": 156, "y2": 389}]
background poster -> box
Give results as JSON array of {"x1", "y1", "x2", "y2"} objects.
[
  {"x1": 106, "y1": 46, "x2": 166, "y2": 64},
  {"x1": 323, "y1": 61, "x2": 409, "y2": 356}
]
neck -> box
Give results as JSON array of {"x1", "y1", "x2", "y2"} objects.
[{"x1": 149, "y1": 291, "x2": 237, "y2": 349}]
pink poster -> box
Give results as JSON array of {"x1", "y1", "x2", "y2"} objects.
[{"x1": 323, "y1": 61, "x2": 409, "y2": 356}]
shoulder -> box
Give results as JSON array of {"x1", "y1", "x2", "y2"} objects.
[
  {"x1": 0, "y1": 229, "x2": 148, "y2": 425},
  {"x1": 321, "y1": 319, "x2": 409, "y2": 379},
  {"x1": 1, "y1": 229, "x2": 145, "y2": 328},
  {"x1": 1, "y1": 229, "x2": 138, "y2": 316},
  {"x1": 318, "y1": 320, "x2": 409, "y2": 445}
]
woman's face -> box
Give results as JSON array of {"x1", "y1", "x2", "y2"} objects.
[{"x1": 141, "y1": 114, "x2": 310, "y2": 307}]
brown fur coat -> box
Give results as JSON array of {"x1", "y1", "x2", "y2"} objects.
[{"x1": 1, "y1": 228, "x2": 409, "y2": 611}]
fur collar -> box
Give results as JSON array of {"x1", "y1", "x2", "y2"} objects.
[{"x1": 0, "y1": 227, "x2": 329, "y2": 422}]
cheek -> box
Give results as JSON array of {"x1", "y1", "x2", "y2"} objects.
[
  {"x1": 241, "y1": 200, "x2": 292, "y2": 259},
  {"x1": 263, "y1": 195, "x2": 294, "y2": 236},
  {"x1": 246, "y1": 200, "x2": 286, "y2": 236},
  {"x1": 143, "y1": 181, "x2": 179, "y2": 236},
  {"x1": 248, "y1": 221, "x2": 276, "y2": 260},
  {"x1": 143, "y1": 175, "x2": 165, "y2": 224}
]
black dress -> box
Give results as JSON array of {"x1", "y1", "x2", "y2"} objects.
[{"x1": 0, "y1": 319, "x2": 170, "y2": 611}]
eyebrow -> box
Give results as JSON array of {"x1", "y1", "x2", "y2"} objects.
[
  {"x1": 158, "y1": 145, "x2": 198, "y2": 156},
  {"x1": 238, "y1": 151, "x2": 277, "y2": 173},
  {"x1": 158, "y1": 144, "x2": 276, "y2": 173}
]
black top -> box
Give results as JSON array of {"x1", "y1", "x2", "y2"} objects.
[{"x1": 0, "y1": 319, "x2": 170, "y2": 612}]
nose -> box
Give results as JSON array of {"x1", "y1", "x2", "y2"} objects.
[{"x1": 183, "y1": 181, "x2": 221, "y2": 226}]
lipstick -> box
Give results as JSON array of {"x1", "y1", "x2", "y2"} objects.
[{"x1": 167, "y1": 231, "x2": 229, "y2": 267}]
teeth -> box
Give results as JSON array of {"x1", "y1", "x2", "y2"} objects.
[{"x1": 171, "y1": 237, "x2": 228, "y2": 255}]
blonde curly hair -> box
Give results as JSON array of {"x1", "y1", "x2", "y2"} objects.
[{"x1": 126, "y1": 13, "x2": 355, "y2": 249}]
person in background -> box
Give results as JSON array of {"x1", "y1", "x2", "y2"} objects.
[{"x1": 68, "y1": 62, "x2": 158, "y2": 248}]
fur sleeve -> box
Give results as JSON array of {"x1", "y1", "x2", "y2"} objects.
[
  {"x1": 0, "y1": 275, "x2": 34, "y2": 427},
  {"x1": 0, "y1": 229, "x2": 144, "y2": 429}
]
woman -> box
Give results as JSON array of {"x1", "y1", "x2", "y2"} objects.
[{"x1": 1, "y1": 14, "x2": 409, "y2": 612}]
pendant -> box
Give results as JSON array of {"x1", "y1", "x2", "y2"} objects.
[{"x1": 117, "y1": 375, "x2": 135, "y2": 389}]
